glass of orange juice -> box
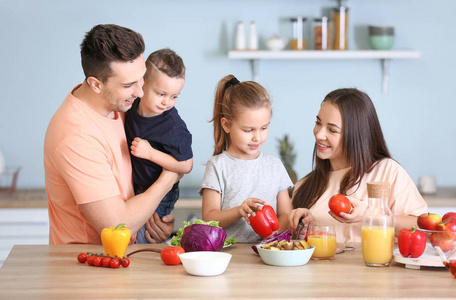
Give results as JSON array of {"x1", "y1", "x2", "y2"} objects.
[{"x1": 307, "y1": 224, "x2": 337, "y2": 260}]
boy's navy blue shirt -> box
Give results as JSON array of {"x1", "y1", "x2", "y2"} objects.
[{"x1": 125, "y1": 98, "x2": 193, "y2": 191}]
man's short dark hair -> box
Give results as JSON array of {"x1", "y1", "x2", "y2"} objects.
[{"x1": 80, "y1": 24, "x2": 145, "y2": 83}]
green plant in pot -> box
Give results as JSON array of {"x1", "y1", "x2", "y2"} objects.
[{"x1": 277, "y1": 134, "x2": 298, "y2": 197}]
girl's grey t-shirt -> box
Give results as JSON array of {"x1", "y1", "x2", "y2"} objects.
[{"x1": 199, "y1": 151, "x2": 293, "y2": 243}]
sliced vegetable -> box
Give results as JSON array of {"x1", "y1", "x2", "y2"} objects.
[
  {"x1": 252, "y1": 229, "x2": 292, "y2": 254},
  {"x1": 249, "y1": 205, "x2": 280, "y2": 238}
]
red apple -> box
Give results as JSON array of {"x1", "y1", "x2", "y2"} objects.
[
  {"x1": 430, "y1": 231, "x2": 456, "y2": 252},
  {"x1": 436, "y1": 218, "x2": 456, "y2": 233},
  {"x1": 417, "y1": 213, "x2": 442, "y2": 230},
  {"x1": 442, "y1": 212, "x2": 456, "y2": 221}
]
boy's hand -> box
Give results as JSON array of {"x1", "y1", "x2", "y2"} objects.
[
  {"x1": 131, "y1": 137, "x2": 154, "y2": 160},
  {"x1": 239, "y1": 197, "x2": 265, "y2": 224}
]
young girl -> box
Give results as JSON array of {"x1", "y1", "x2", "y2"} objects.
[
  {"x1": 289, "y1": 88, "x2": 428, "y2": 244},
  {"x1": 200, "y1": 75, "x2": 293, "y2": 243}
]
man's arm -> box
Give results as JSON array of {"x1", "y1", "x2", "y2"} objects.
[{"x1": 80, "y1": 170, "x2": 181, "y2": 236}]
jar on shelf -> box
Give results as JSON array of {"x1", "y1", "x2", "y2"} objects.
[
  {"x1": 332, "y1": 3, "x2": 349, "y2": 50},
  {"x1": 289, "y1": 17, "x2": 307, "y2": 50},
  {"x1": 361, "y1": 182, "x2": 395, "y2": 267},
  {"x1": 313, "y1": 17, "x2": 331, "y2": 50}
]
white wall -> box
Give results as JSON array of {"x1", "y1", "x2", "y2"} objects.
[{"x1": 0, "y1": 0, "x2": 454, "y2": 189}]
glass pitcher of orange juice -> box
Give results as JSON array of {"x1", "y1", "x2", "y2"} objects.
[{"x1": 361, "y1": 182, "x2": 394, "y2": 267}]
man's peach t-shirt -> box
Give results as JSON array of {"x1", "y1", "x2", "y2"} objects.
[
  {"x1": 294, "y1": 158, "x2": 428, "y2": 244},
  {"x1": 44, "y1": 85, "x2": 134, "y2": 244}
]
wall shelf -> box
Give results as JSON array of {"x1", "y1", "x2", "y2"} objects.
[{"x1": 228, "y1": 50, "x2": 421, "y2": 94}]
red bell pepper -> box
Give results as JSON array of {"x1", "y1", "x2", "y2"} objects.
[
  {"x1": 249, "y1": 205, "x2": 279, "y2": 238},
  {"x1": 398, "y1": 226, "x2": 427, "y2": 258}
]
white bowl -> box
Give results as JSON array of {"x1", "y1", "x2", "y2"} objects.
[
  {"x1": 257, "y1": 245, "x2": 315, "y2": 267},
  {"x1": 179, "y1": 251, "x2": 232, "y2": 276},
  {"x1": 265, "y1": 36, "x2": 288, "y2": 51}
]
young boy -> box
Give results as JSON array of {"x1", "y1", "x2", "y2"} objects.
[{"x1": 125, "y1": 48, "x2": 193, "y2": 244}]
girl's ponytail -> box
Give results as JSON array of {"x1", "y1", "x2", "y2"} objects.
[{"x1": 211, "y1": 75, "x2": 236, "y2": 155}]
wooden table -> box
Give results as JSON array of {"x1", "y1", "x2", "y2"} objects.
[{"x1": 0, "y1": 244, "x2": 454, "y2": 299}]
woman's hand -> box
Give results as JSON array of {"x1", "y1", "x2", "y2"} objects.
[
  {"x1": 289, "y1": 208, "x2": 314, "y2": 232},
  {"x1": 239, "y1": 198, "x2": 265, "y2": 224},
  {"x1": 328, "y1": 197, "x2": 365, "y2": 224}
]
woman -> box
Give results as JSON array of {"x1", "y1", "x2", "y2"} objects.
[{"x1": 289, "y1": 88, "x2": 427, "y2": 244}]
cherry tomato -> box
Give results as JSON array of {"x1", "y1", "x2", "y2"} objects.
[
  {"x1": 87, "y1": 255, "x2": 94, "y2": 266},
  {"x1": 93, "y1": 256, "x2": 102, "y2": 267},
  {"x1": 77, "y1": 252, "x2": 87, "y2": 263},
  {"x1": 328, "y1": 194, "x2": 351, "y2": 216},
  {"x1": 161, "y1": 246, "x2": 185, "y2": 265},
  {"x1": 110, "y1": 258, "x2": 120, "y2": 269},
  {"x1": 102, "y1": 256, "x2": 112, "y2": 268},
  {"x1": 121, "y1": 257, "x2": 130, "y2": 268}
]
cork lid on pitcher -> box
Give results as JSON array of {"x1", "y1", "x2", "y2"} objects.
[{"x1": 367, "y1": 182, "x2": 390, "y2": 198}]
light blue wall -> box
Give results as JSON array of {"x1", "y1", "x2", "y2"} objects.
[{"x1": 1, "y1": 0, "x2": 455, "y2": 189}]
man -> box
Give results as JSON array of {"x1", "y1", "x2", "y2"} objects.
[{"x1": 44, "y1": 24, "x2": 178, "y2": 244}]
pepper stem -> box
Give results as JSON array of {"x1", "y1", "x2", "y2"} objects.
[{"x1": 115, "y1": 223, "x2": 127, "y2": 230}]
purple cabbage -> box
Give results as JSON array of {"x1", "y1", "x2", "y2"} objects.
[
  {"x1": 180, "y1": 224, "x2": 227, "y2": 252},
  {"x1": 252, "y1": 229, "x2": 293, "y2": 254}
]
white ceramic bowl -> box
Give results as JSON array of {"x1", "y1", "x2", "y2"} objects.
[
  {"x1": 179, "y1": 251, "x2": 232, "y2": 276},
  {"x1": 257, "y1": 244, "x2": 315, "y2": 267},
  {"x1": 265, "y1": 36, "x2": 288, "y2": 51}
]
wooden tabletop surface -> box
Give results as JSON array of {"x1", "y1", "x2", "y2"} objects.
[{"x1": 0, "y1": 243, "x2": 454, "y2": 299}]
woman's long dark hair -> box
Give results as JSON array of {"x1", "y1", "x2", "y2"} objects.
[{"x1": 292, "y1": 88, "x2": 391, "y2": 209}]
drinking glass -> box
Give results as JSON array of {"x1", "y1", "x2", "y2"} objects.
[{"x1": 307, "y1": 224, "x2": 337, "y2": 260}]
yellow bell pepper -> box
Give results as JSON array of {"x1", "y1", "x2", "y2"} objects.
[{"x1": 101, "y1": 223, "x2": 131, "y2": 258}]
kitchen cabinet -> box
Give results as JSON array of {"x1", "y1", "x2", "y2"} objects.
[
  {"x1": 422, "y1": 186, "x2": 456, "y2": 216},
  {"x1": 0, "y1": 189, "x2": 203, "y2": 267},
  {"x1": 0, "y1": 208, "x2": 49, "y2": 267},
  {"x1": 228, "y1": 50, "x2": 420, "y2": 94}
]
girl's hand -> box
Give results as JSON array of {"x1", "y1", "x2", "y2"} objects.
[
  {"x1": 131, "y1": 137, "x2": 154, "y2": 160},
  {"x1": 328, "y1": 197, "x2": 365, "y2": 224},
  {"x1": 289, "y1": 208, "x2": 314, "y2": 232},
  {"x1": 239, "y1": 198, "x2": 265, "y2": 224}
]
